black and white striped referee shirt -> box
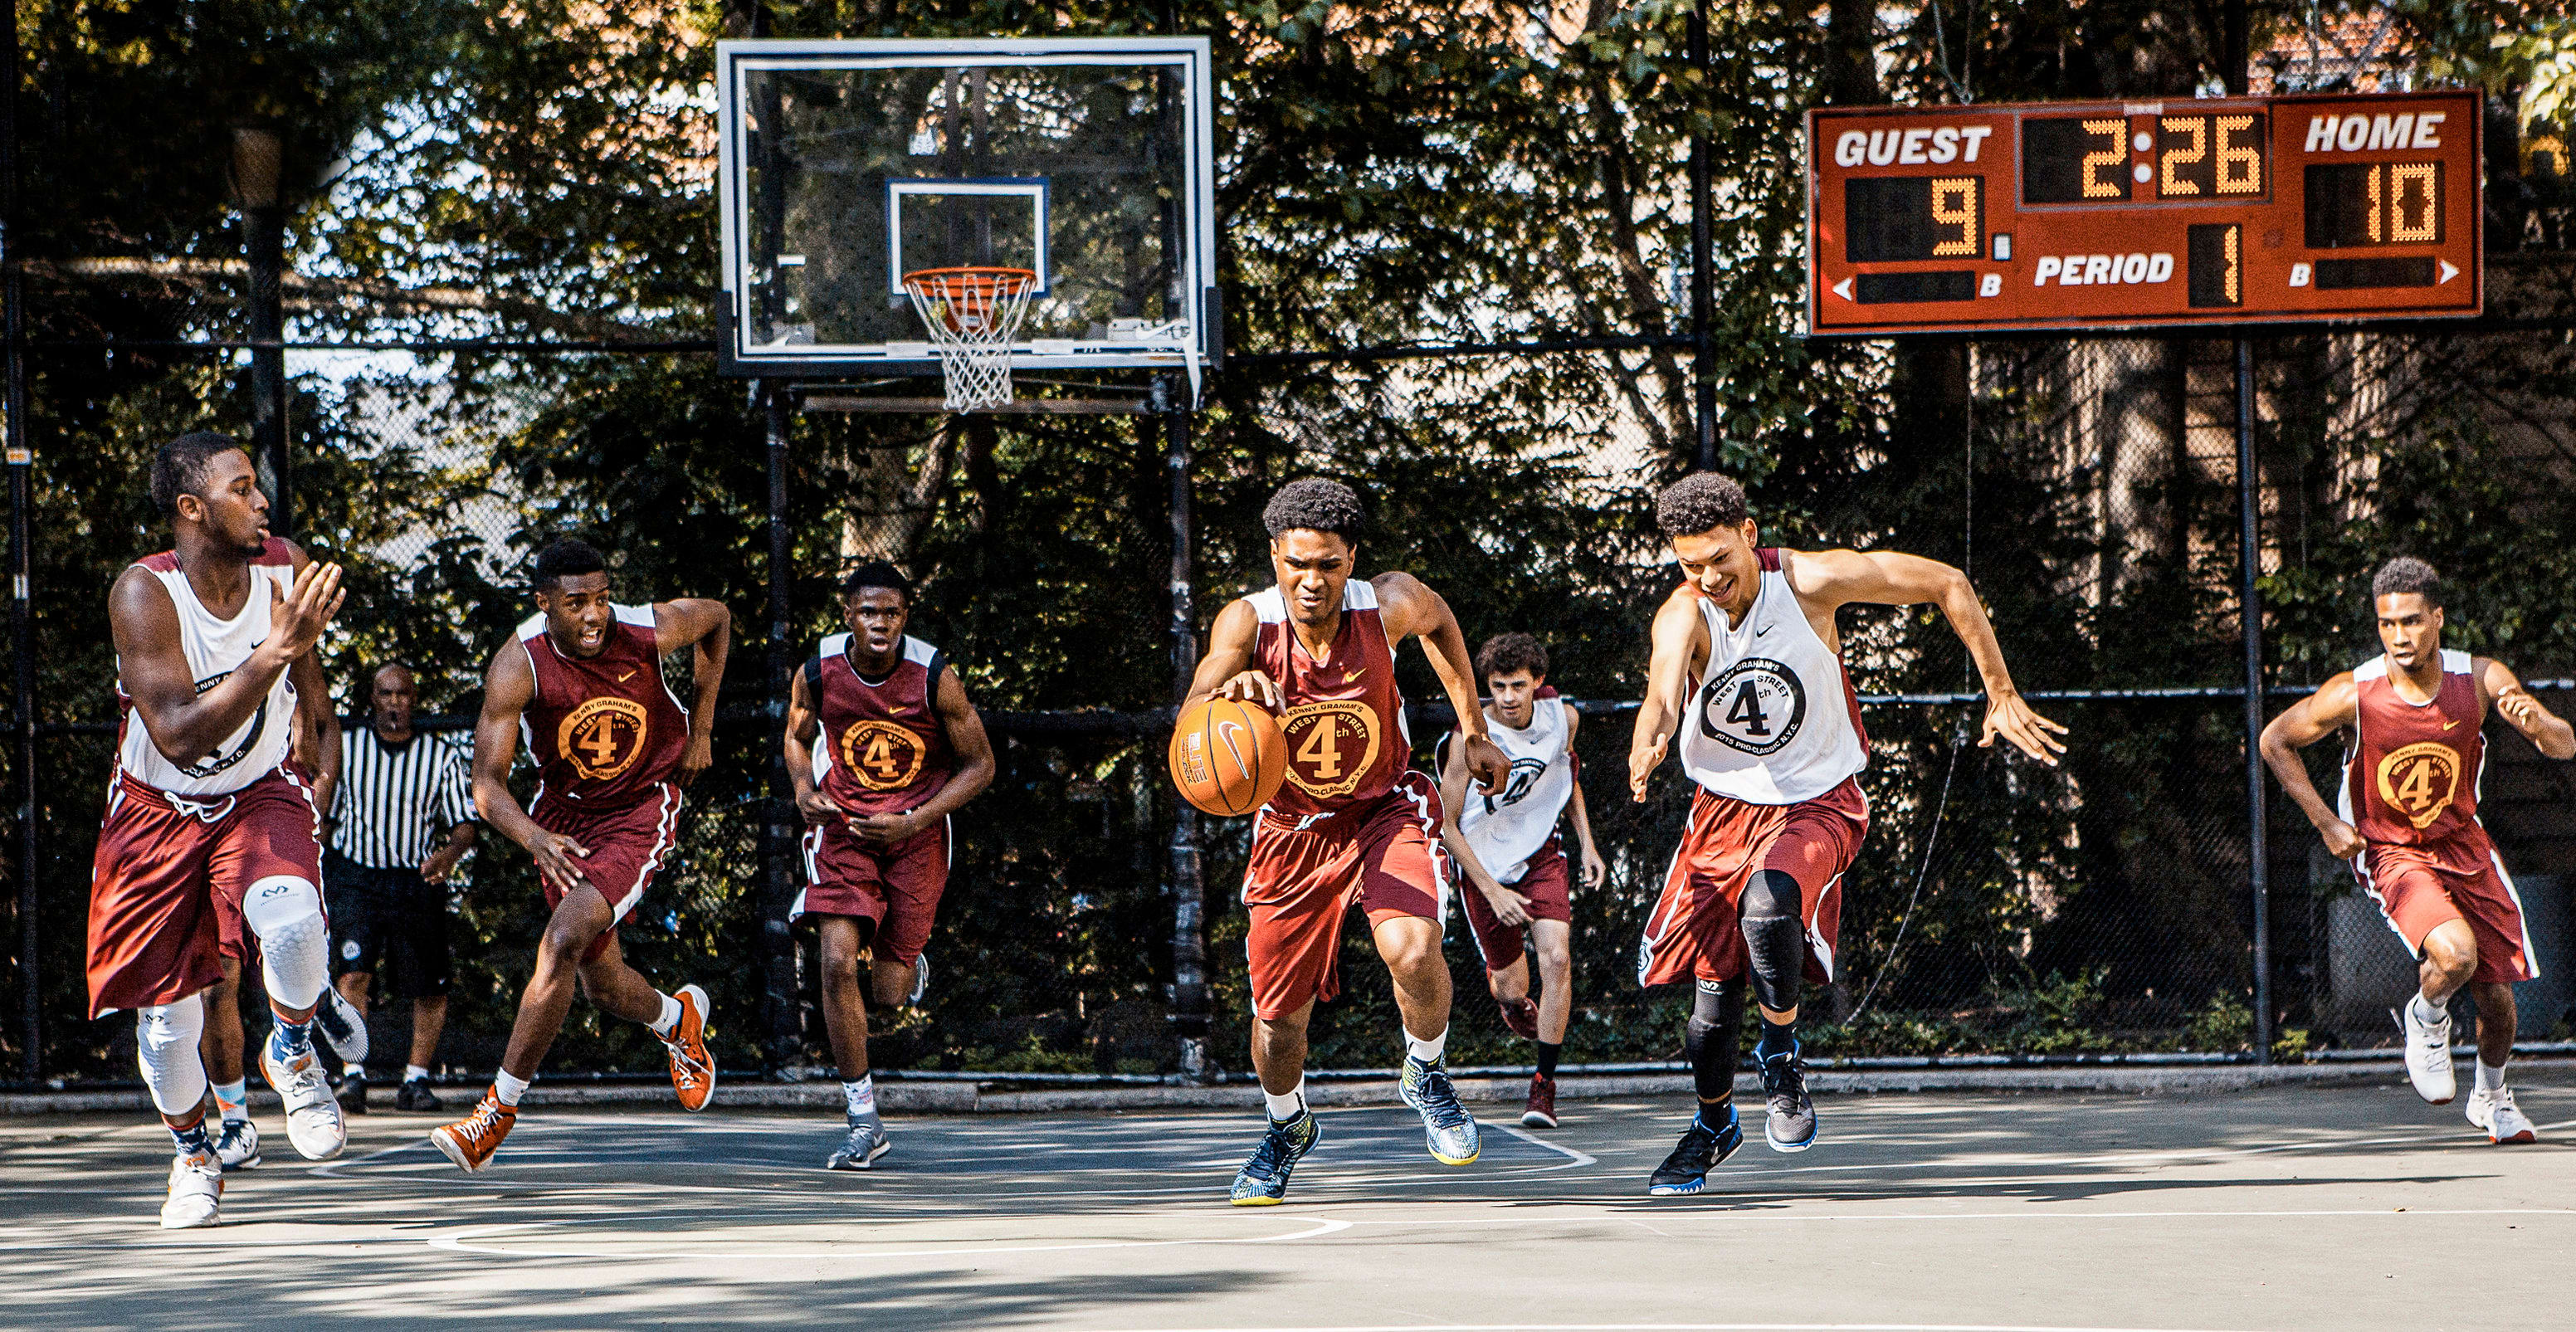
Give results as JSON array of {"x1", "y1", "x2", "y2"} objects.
[{"x1": 330, "y1": 727, "x2": 478, "y2": 869}]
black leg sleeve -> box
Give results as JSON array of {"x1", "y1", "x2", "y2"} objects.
[
  {"x1": 1683, "y1": 978, "x2": 1745, "y2": 1103},
  {"x1": 1739, "y1": 868, "x2": 1807, "y2": 1015}
]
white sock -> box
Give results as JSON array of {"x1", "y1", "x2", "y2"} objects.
[
  {"x1": 648, "y1": 991, "x2": 681, "y2": 1038},
  {"x1": 212, "y1": 1078, "x2": 249, "y2": 1125},
  {"x1": 404, "y1": 1065, "x2": 431, "y2": 1085},
  {"x1": 843, "y1": 1076, "x2": 878, "y2": 1122},
  {"x1": 2409, "y1": 993, "x2": 2448, "y2": 1028},
  {"x1": 493, "y1": 1070, "x2": 530, "y2": 1107},
  {"x1": 1263, "y1": 1081, "x2": 1307, "y2": 1122},
  {"x1": 344, "y1": 1060, "x2": 366, "y2": 1078},
  {"x1": 2476, "y1": 1060, "x2": 2508, "y2": 1093},
  {"x1": 1405, "y1": 1027, "x2": 1447, "y2": 1066}
]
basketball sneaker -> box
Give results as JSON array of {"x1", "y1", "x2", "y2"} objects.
[
  {"x1": 429, "y1": 1090, "x2": 517, "y2": 1173},
  {"x1": 1399, "y1": 1055, "x2": 1481, "y2": 1165},
  {"x1": 337, "y1": 1069, "x2": 369, "y2": 1115},
  {"x1": 1759, "y1": 1041, "x2": 1817, "y2": 1152},
  {"x1": 260, "y1": 1029, "x2": 346, "y2": 1161},
  {"x1": 1521, "y1": 1071, "x2": 1559, "y2": 1129},
  {"x1": 160, "y1": 1149, "x2": 223, "y2": 1229},
  {"x1": 1647, "y1": 1104, "x2": 1744, "y2": 1196},
  {"x1": 316, "y1": 987, "x2": 370, "y2": 1064},
  {"x1": 1229, "y1": 1110, "x2": 1321, "y2": 1205},
  {"x1": 826, "y1": 1119, "x2": 891, "y2": 1171},
  {"x1": 1497, "y1": 996, "x2": 1539, "y2": 1041},
  {"x1": 394, "y1": 1077, "x2": 443, "y2": 1113},
  {"x1": 906, "y1": 952, "x2": 931, "y2": 1008},
  {"x1": 2466, "y1": 1085, "x2": 2538, "y2": 1144},
  {"x1": 213, "y1": 1118, "x2": 261, "y2": 1172},
  {"x1": 2398, "y1": 998, "x2": 2456, "y2": 1105},
  {"x1": 662, "y1": 983, "x2": 716, "y2": 1112}
]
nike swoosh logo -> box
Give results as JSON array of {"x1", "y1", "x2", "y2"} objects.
[
  {"x1": 2442, "y1": 720, "x2": 2461, "y2": 731},
  {"x1": 617, "y1": 670, "x2": 637, "y2": 682},
  {"x1": 1754, "y1": 624, "x2": 1775, "y2": 638}
]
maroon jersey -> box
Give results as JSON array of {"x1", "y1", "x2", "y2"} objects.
[
  {"x1": 515, "y1": 603, "x2": 689, "y2": 810},
  {"x1": 1251, "y1": 577, "x2": 1411, "y2": 823},
  {"x1": 803, "y1": 632, "x2": 955, "y2": 816},
  {"x1": 2340, "y1": 648, "x2": 2491, "y2": 868}
]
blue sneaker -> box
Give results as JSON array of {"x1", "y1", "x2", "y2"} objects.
[
  {"x1": 1647, "y1": 1105, "x2": 1744, "y2": 1195},
  {"x1": 1399, "y1": 1056, "x2": 1480, "y2": 1165},
  {"x1": 1759, "y1": 1041, "x2": 1817, "y2": 1152},
  {"x1": 1231, "y1": 1111, "x2": 1320, "y2": 1205}
]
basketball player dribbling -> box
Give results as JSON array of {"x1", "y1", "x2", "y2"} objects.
[
  {"x1": 91, "y1": 433, "x2": 351, "y2": 1227},
  {"x1": 1631, "y1": 473, "x2": 2066, "y2": 1195},
  {"x1": 2261, "y1": 557, "x2": 2571, "y2": 1144},
  {"x1": 1186, "y1": 478, "x2": 1509, "y2": 1204},
  {"x1": 429, "y1": 539, "x2": 732, "y2": 1170},
  {"x1": 784, "y1": 562, "x2": 995, "y2": 1171}
]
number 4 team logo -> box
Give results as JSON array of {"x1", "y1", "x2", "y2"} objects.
[
  {"x1": 559, "y1": 697, "x2": 650, "y2": 782},
  {"x1": 1281, "y1": 700, "x2": 1383, "y2": 799},
  {"x1": 2376, "y1": 741, "x2": 2462, "y2": 830},
  {"x1": 839, "y1": 720, "x2": 929, "y2": 793},
  {"x1": 1697, "y1": 657, "x2": 1808, "y2": 756}
]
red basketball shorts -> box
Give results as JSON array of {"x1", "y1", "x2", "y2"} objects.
[
  {"x1": 2359, "y1": 835, "x2": 2536, "y2": 985},
  {"x1": 793, "y1": 816, "x2": 951, "y2": 968},
  {"x1": 1636, "y1": 777, "x2": 1868, "y2": 989},
  {"x1": 533, "y1": 783, "x2": 681, "y2": 963},
  {"x1": 1242, "y1": 773, "x2": 1447, "y2": 1021},
  {"x1": 1456, "y1": 836, "x2": 1573, "y2": 973},
  {"x1": 87, "y1": 767, "x2": 324, "y2": 1017}
]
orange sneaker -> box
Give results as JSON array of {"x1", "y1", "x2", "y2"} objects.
[
  {"x1": 429, "y1": 1090, "x2": 517, "y2": 1172},
  {"x1": 663, "y1": 983, "x2": 716, "y2": 1112}
]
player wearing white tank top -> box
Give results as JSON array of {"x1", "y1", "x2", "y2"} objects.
[{"x1": 1627, "y1": 473, "x2": 2066, "y2": 1196}]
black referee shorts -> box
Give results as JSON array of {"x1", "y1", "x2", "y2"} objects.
[{"x1": 324, "y1": 850, "x2": 454, "y2": 999}]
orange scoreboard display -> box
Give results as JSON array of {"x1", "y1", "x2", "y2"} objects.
[{"x1": 1805, "y1": 92, "x2": 2481, "y2": 334}]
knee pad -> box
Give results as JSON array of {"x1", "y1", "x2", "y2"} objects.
[
  {"x1": 1739, "y1": 871, "x2": 1807, "y2": 1014},
  {"x1": 1683, "y1": 979, "x2": 1743, "y2": 1101},
  {"x1": 135, "y1": 997, "x2": 209, "y2": 1118},
  {"x1": 1740, "y1": 868, "x2": 1802, "y2": 922},
  {"x1": 242, "y1": 876, "x2": 329, "y2": 1010}
]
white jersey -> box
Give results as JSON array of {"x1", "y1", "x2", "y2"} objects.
[
  {"x1": 115, "y1": 539, "x2": 300, "y2": 797},
  {"x1": 1447, "y1": 693, "x2": 1574, "y2": 885},
  {"x1": 1674, "y1": 549, "x2": 1869, "y2": 806}
]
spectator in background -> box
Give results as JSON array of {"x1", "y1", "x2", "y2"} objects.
[{"x1": 327, "y1": 662, "x2": 477, "y2": 1113}]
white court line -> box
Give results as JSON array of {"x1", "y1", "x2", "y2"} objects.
[
  {"x1": 427, "y1": 1212, "x2": 1353, "y2": 1261},
  {"x1": 1719, "y1": 1115, "x2": 2576, "y2": 1181},
  {"x1": 1065, "y1": 1323, "x2": 2265, "y2": 1332},
  {"x1": 1320, "y1": 1207, "x2": 2576, "y2": 1225},
  {"x1": 1495, "y1": 1122, "x2": 1598, "y2": 1168}
]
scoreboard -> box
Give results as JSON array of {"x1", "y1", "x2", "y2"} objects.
[{"x1": 1805, "y1": 92, "x2": 2481, "y2": 335}]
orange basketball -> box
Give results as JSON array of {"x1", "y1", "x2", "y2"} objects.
[{"x1": 1168, "y1": 695, "x2": 1288, "y2": 817}]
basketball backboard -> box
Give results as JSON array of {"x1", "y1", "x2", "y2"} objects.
[{"x1": 715, "y1": 37, "x2": 1219, "y2": 382}]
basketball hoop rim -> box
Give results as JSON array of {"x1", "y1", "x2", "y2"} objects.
[{"x1": 901, "y1": 266, "x2": 1039, "y2": 294}]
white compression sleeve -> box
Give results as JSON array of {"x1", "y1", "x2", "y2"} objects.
[
  {"x1": 135, "y1": 996, "x2": 209, "y2": 1118},
  {"x1": 240, "y1": 876, "x2": 330, "y2": 1011}
]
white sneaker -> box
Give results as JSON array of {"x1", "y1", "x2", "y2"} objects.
[
  {"x1": 2398, "y1": 1000, "x2": 2456, "y2": 1105},
  {"x1": 261, "y1": 1036, "x2": 347, "y2": 1160},
  {"x1": 317, "y1": 988, "x2": 370, "y2": 1064},
  {"x1": 2466, "y1": 1085, "x2": 2539, "y2": 1144},
  {"x1": 213, "y1": 1117, "x2": 261, "y2": 1171},
  {"x1": 160, "y1": 1151, "x2": 222, "y2": 1229}
]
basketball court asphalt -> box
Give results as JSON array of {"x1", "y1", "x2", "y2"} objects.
[{"x1": 6, "y1": 1074, "x2": 2573, "y2": 1331}]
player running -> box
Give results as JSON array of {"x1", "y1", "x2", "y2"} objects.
[
  {"x1": 1437, "y1": 632, "x2": 1604, "y2": 1130},
  {"x1": 2259, "y1": 557, "x2": 2570, "y2": 1144},
  {"x1": 429, "y1": 539, "x2": 731, "y2": 1170},
  {"x1": 783, "y1": 562, "x2": 995, "y2": 1171},
  {"x1": 1187, "y1": 478, "x2": 1509, "y2": 1204},
  {"x1": 92, "y1": 433, "x2": 350, "y2": 1227},
  {"x1": 1630, "y1": 473, "x2": 2065, "y2": 1195}
]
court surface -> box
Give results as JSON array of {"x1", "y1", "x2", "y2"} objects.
[{"x1": 7, "y1": 1074, "x2": 2574, "y2": 1332}]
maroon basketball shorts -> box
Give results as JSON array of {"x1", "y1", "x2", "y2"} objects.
[
  {"x1": 1456, "y1": 835, "x2": 1573, "y2": 973},
  {"x1": 1636, "y1": 777, "x2": 1869, "y2": 990},
  {"x1": 792, "y1": 815, "x2": 952, "y2": 968},
  {"x1": 2359, "y1": 835, "x2": 2536, "y2": 985},
  {"x1": 87, "y1": 767, "x2": 324, "y2": 1017},
  {"x1": 1242, "y1": 773, "x2": 1447, "y2": 1021},
  {"x1": 532, "y1": 783, "x2": 681, "y2": 962}
]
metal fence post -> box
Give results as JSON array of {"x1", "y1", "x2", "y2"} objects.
[
  {"x1": 1686, "y1": 0, "x2": 1716, "y2": 472},
  {"x1": 759, "y1": 381, "x2": 801, "y2": 1072},
  {"x1": 233, "y1": 128, "x2": 289, "y2": 534},
  {"x1": 2, "y1": 0, "x2": 32, "y2": 1082},
  {"x1": 2237, "y1": 338, "x2": 2272, "y2": 1063},
  {"x1": 1158, "y1": 375, "x2": 1210, "y2": 1081}
]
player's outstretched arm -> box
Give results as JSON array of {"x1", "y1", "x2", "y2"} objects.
[
  {"x1": 471, "y1": 644, "x2": 591, "y2": 894},
  {"x1": 1184, "y1": 598, "x2": 1279, "y2": 710},
  {"x1": 781, "y1": 662, "x2": 842, "y2": 826},
  {"x1": 1436, "y1": 734, "x2": 1527, "y2": 925},
  {"x1": 1628, "y1": 589, "x2": 1705, "y2": 803},
  {"x1": 855, "y1": 666, "x2": 998, "y2": 848},
  {"x1": 1792, "y1": 548, "x2": 2066, "y2": 767},
  {"x1": 2258, "y1": 673, "x2": 2363, "y2": 860},
  {"x1": 1378, "y1": 572, "x2": 1505, "y2": 793},
  {"x1": 2480, "y1": 658, "x2": 2576, "y2": 760},
  {"x1": 657, "y1": 598, "x2": 732, "y2": 788},
  {"x1": 1563, "y1": 708, "x2": 1605, "y2": 889},
  {"x1": 110, "y1": 555, "x2": 343, "y2": 767}
]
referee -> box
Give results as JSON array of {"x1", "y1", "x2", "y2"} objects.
[{"x1": 327, "y1": 662, "x2": 478, "y2": 1113}]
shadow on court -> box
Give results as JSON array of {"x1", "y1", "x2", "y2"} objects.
[{"x1": 7, "y1": 1075, "x2": 2576, "y2": 1331}]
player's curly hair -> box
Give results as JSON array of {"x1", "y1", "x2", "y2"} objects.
[
  {"x1": 2373, "y1": 556, "x2": 2442, "y2": 607},
  {"x1": 532, "y1": 537, "x2": 608, "y2": 590},
  {"x1": 842, "y1": 560, "x2": 914, "y2": 603},
  {"x1": 1263, "y1": 477, "x2": 1365, "y2": 540},
  {"x1": 1476, "y1": 632, "x2": 1549, "y2": 681},
  {"x1": 1656, "y1": 472, "x2": 1749, "y2": 538},
  {"x1": 149, "y1": 432, "x2": 248, "y2": 518}
]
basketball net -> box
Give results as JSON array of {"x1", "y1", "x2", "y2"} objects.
[{"x1": 902, "y1": 266, "x2": 1038, "y2": 412}]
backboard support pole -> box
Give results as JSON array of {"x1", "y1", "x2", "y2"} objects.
[{"x1": 1157, "y1": 374, "x2": 1210, "y2": 1083}]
